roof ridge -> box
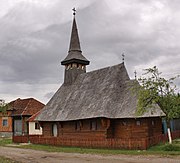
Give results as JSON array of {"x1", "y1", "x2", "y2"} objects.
[
  {"x1": 86, "y1": 62, "x2": 125, "y2": 75},
  {"x1": 21, "y1": 98, "x2": 31, "y2": 115}
]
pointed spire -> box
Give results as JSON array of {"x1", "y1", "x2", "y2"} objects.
[
  {"x1": 68, "y1": 16, "x2": 81, "y2": 52},
  {"x1": 61, "y1": 9, "x2": 89, "y2": 65}
]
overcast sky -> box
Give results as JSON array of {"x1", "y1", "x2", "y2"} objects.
[{"x1": 0, "y1": 0, "x2": 179, "y2": 104}]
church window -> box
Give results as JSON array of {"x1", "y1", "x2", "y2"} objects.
[
  {"x1": 72, "y1": 63, "x2": 77, "y2": 68},
  {"x1": 82, "y1": 65, "x2": 85, "y2": 70},
  {"x1": 136, "y1": 120, "x2": 141, "y2": 126},
  {"x1": 75, "y1": 121, "x2": 81, "y2": 130},
  {"x1": 78, "y1": 64, "x2": 82, "y2": 69},
  {"x1": 122, "y1": 121, "x2": 127, "y2": 126},
  {"x1": 67, "y1": 64, "x2": 71, "y2": 70},
  {"x1": 90, "y1": 120, "x2": 97, "y2": 130},
  {"x1": 152, "y1": 120, "x2": 155, "y2": 126},
  {"x1": 60, "y1": 122, "x2": 63, "y2": 128},
  {"x1": 52, "y1": 123, "x2": 58, "y2": 137}
]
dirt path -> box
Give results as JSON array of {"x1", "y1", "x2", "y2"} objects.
[{"x1": 0, "y1": 146, "x2": 179, "y2": 163}]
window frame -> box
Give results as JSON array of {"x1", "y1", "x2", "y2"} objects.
[
  {"x1": 35, "y1": 122, "x2": 40, "y2": 130},
  {"x1": 52, "y1": 123, "x2": 58, "y2": 137},
  {"x1": 90, "y1": 120, "x2": 97, "y2": 131},
  {"x1": 2, "y1": 118, "x2": 8, "y2": 127}
]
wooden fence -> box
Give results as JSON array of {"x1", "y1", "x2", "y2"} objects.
[{"x1": 13, "y1": 130, "x2": 180, "y2": 150}]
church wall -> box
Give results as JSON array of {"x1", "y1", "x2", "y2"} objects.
[
  {"x1": 40, "y1": 117, "x2": 162, "y2": 140},
  {"x1": 41, "y1": 118, "x2": 107, "y2": 139},
  {"x1": 13, "y1": 117, "x2": 169, "y2": 149},
  {"x1": 106, "y1": 117, "x2": 162, "y2": 139}
]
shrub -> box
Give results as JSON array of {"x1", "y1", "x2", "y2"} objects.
[{"x1": 163, "y1": 144, "x2": 180, "y2": 151}]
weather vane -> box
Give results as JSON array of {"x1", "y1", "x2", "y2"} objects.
[
  {"x1": 72, "y1": 7, "x2": 76, "y2": 16},
  {"x1": 134, "y1": 70, "x2": 137, "y2": 80},
  {"x1": 122, "y1": 53, "x2": 125, "y2": 63}
]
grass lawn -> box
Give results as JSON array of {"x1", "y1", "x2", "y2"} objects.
[{"x1": 0, "y1": 138, "x2": 179, "y2": 156}]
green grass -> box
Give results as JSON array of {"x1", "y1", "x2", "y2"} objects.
[
  {"x1": 148, "y1": 139, "x2": 180, "y2": 155},
  {"x1": 0, "y1": 156, "x2": 20, "y2": 163},
  {"x1": 0, "y1": 138, "x2": 179, "y2": 156},
  {"x1": 0, "y1": 138, "x2": 12, "y2": 146}
]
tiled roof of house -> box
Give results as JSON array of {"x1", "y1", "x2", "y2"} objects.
[
  {"x1": 27, "y1": 111, "x2": 41, "y2": 122},
  {"x1": 36, "y1": 63, "x2": 165, "y2": 122},
  {"x1": 9, "y1": 98, "x2": 45, "y2": 116}
]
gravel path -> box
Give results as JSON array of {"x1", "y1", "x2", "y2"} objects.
[{"x1": 0, "y1": 146, "x2": 179, "y2": 163}]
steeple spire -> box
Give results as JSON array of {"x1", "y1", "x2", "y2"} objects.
[
  {"x1": 61, "y1": 9, "x2": 89, "y2": 65},
  {"x1": 68, "y1": 15, "x2": 81, "y2": 52},
  {"x1": 61, "y1": 9, "x2": 90, "y2": 85}
]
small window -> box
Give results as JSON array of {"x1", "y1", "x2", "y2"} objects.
[
  {"x1": 78, "y1": 64, "x2": 82, "y2": 69},
  {"x1": 152, "y1": 120, "x2": 155, "y2": 126},
  {"x1": 2, "y1": 119, "x2": 8, "y2": 127},
  {"x1": 75, "y1": 121, "x2": 81, "y2": 130},
  {"x1": 90, "y1": 120, "x2": 97, "y2": 130},
  {"x1": 35, "y1": 122, "x2": 40, "y2": 130},
  {"x1": 60, "y1": 122, "x2": 63, "y2": 128},
  {"x1": 67, "y1": 64, "x2": 71, "y2": 70},
  {"x1": 52, "y1": 123, "x2": 58, "y2": 137},
  {"x1": 122, "y1": 121, "x2": 127, "y2": 126},
  {"x1": 136, "y1": 120, "x2": 141, "y2": 126}
]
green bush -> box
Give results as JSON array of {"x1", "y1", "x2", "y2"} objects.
[{"x1": 163, "y1": 144, "x2": 180, "y2": 151}]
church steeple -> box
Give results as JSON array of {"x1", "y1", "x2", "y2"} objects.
[{"x1": 61, "y1": 9, "x2": 90, "y2": 85}]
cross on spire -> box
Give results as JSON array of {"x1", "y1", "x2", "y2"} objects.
[
  {"x1": 72, "y1": 7, "x2": 76, "y2": 16},
  {"x1": 122, "y1": 53, "x2": 125, "y2": 63}
]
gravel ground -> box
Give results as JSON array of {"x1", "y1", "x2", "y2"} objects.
[{"x1": 0, "y1": 146, "x2": 179, "y2": 163}]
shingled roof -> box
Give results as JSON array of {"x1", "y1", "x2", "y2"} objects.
[
  {"x1": 36, "y1": 63, "x2": 165, "y2": 122},
  {"x1": 9, "y1": 98, "x2": 45, "y2": 116}
]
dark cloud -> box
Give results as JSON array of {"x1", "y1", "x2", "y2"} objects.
[{"x1": 0, "y1": 0, "x2": 179, "y2": 103}]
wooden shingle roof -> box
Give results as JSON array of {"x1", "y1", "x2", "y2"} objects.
[{"x1": 36, "y1": 63, "x2": 165, "y2": 122}]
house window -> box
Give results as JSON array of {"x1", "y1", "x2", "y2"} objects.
[
  {"x1": 2, "y1": 119, "x2": 8, "y2": 127},
  {"x1": 52, "y1": 123, "x2": 58, "y2": 137},
  {"x1": 35, "y1": 122, "x2": 40, "y2": 130},
  {"x1": 90, "y1": 120, "x2": 97, "y2": 130},
  {"x1": 136, "y1": 120, "x2": 141, "y2": 126}
]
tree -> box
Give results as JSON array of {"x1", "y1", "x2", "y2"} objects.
[
  {"x1": 0, "y1": 103, "x2": 8, "y2": 114},
  {"x1": 136, "y1": 66, "x2": 180, "y2": 143}
]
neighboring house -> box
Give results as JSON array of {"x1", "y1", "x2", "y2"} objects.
[
  {"x1": 27, "y1": 111, "x2": 42, "y2": 135},
  {"x1": 0, "y1": 101, "x2": 13, "y2": 137},
  {"x1": 33, "y1": 13, "x2": 167, "y2": 150},
  {"x1": 162, "y1": 119, "x2": 180, "y2": 134},
  {"x1": 9, "y1": 98, "x2": 44, "y2": 136}
]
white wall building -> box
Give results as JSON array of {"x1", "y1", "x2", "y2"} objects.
[{"x1": 27, "y1": 111, "x2": 42, "y2": 135}]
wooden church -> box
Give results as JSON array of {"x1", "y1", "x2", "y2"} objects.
[{"x1": 24, "y1": 11, "x2": 166, "y2": 149}]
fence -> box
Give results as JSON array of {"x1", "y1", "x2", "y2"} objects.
[{"x1": 13, "y1": 130, "x2": 180, "y2": 150}]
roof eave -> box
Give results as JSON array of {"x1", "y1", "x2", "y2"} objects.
[{"x1": 61, "y1": 58, "x2": 90, "y2": 65}]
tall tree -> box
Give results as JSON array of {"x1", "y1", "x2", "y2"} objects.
[{"x1": 136, "y1": 66, "x2": 180, "y2": 143}]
